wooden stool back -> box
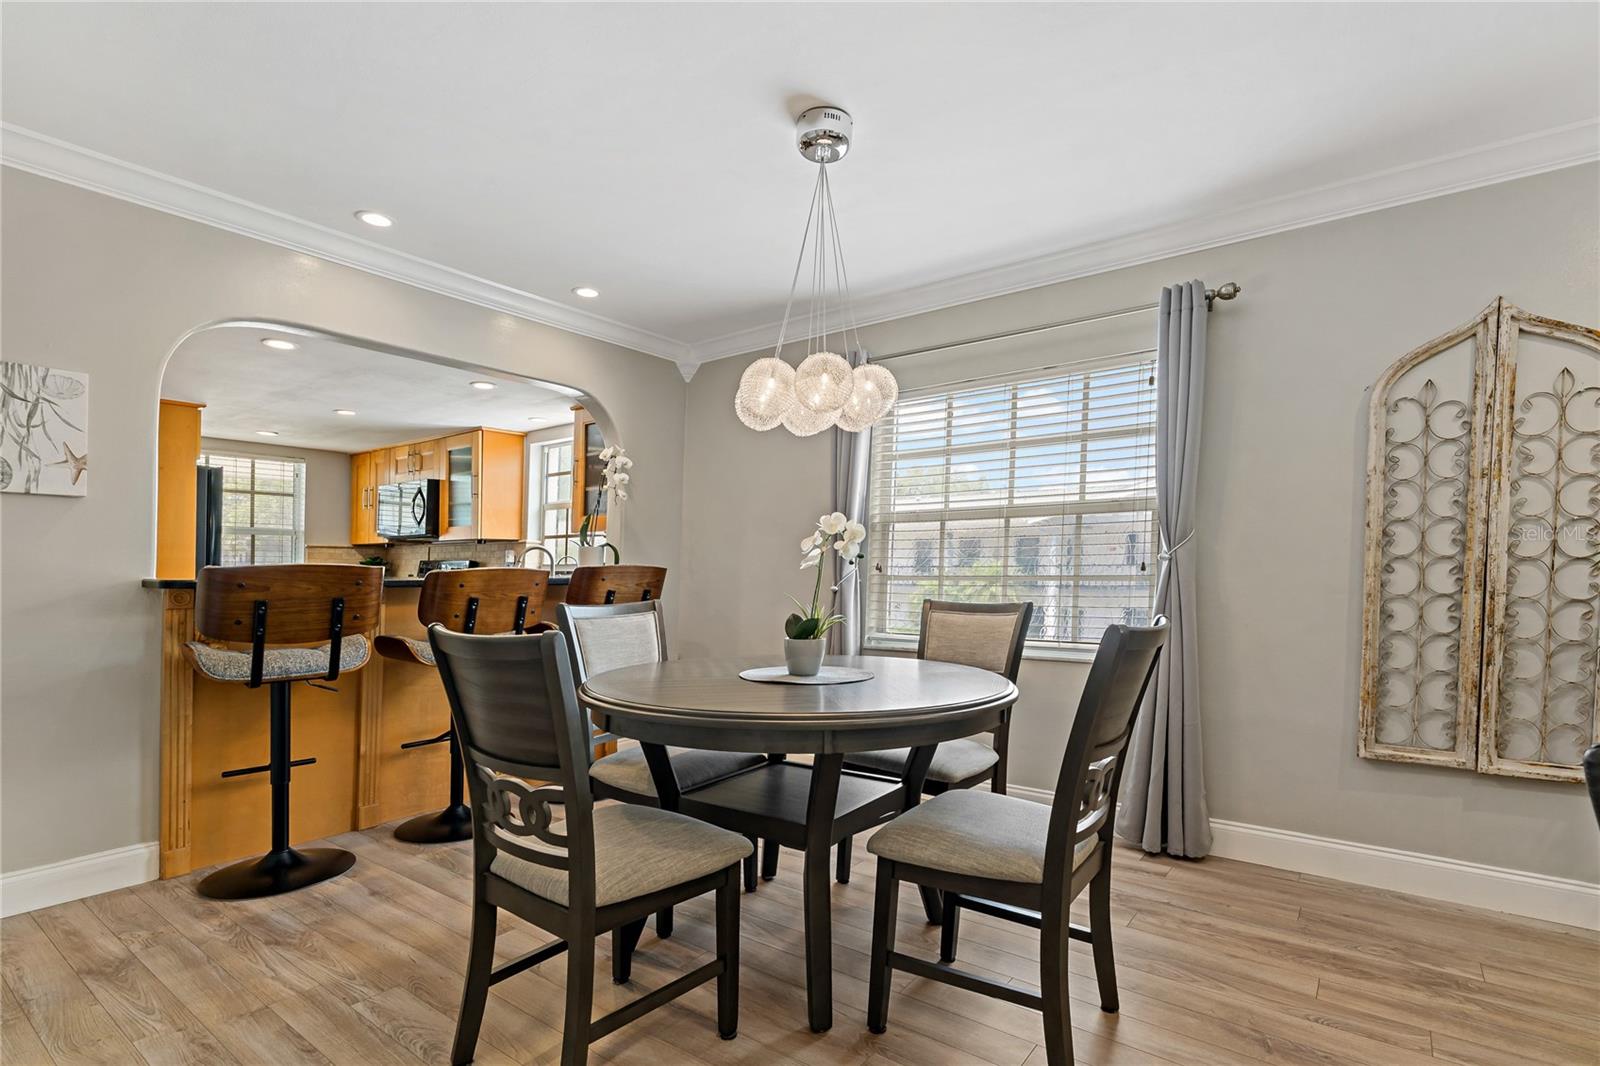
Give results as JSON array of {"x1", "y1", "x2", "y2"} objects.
[
  {"x1": 565, "y1": 565, "x2": 667, "y2": 606},
  {"x1": 195, "y1": 564, "x2": 382, "y2": 645},
  {"x1": 418, "y1": 567, "x2": 549, "y2": 635}
]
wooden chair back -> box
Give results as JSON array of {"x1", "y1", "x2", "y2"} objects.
[
  {"x1": 565, "y1": 565, "x2": 667, "y2": 606},
  {"x1": 557, "y1": 600, "x2": 668, "y2": 682},
  {"x1": 418, "y1": 567, "x2": 549, "y2": 635},
  {"x1": 195, "y1": 564, "x2": 382, "y2": 645},
  {"x1": 1045, "y1": 617, "x2": 1168, "y2": 887},
  {"x1": 917, "y1": 599, "x2": 1034, "y2": 683},
  {"x1": 429, "y1": 627, "x2": 596, "y2": 892}
]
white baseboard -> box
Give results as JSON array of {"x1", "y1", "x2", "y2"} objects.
[
  {"x1": 999, "y1": 785, "x2": 1599, "y2": 930},
  {"x1": 0, "y1": 843, "x2": 159, "y2": 918}
]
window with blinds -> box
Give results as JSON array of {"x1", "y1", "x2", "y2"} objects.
[
  {"x1": 866, "y1": 353, "x2": 1159, "y2": 651},
  {"x1": 199, "y1": 452, "x2": 307, "y2": 566}
]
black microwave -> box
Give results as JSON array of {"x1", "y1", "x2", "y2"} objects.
[{"x1": 376, "y1": 478, "x2": 441, "y2": 540}]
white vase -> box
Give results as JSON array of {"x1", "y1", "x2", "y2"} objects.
[
  {"x1": 577, "y1": 545, "x2": 606, "y2": 567},
  {"x1": 784, "y1": 637, "x2": 826, "y2": 677}
]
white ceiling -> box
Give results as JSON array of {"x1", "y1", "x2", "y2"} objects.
[
  {"x1": 4, "y1": 4, "x2": 1597, "y2": 366},
  {"x1": 163, "y1": 325, "x2": 576, "y2": 453}
]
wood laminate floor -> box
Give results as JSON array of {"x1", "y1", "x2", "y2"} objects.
[{"x1": 3, "y1": 820, "x2": 1596, "y2": 1066}]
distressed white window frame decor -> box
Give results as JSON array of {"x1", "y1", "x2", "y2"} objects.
[
  {"x1": 865, "y1": 353, "x2": 1159, "y2": 657},
  {"x1": 1359, "y1": 298, "x2": 1600, "y2": 782}
]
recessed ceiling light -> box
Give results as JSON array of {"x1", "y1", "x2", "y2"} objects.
[
  {"x1": 355, "y1": 210, "x2": 393, "y2": 228},
  {"x1": 333, "y1": 409, "x2": 357, "y2": 416},
  {"x1": 572, "y1": 286, "x2": 600, "y2": 299},
  {"x1": 261, "y1": 338, "x2": 298, "y2": 351},
  {"x1": 470, "y1": 380, "x2": 497, "y2": 390},
  {"x1": 256, "y1": 430, "x2": 280, "y2": 437}
]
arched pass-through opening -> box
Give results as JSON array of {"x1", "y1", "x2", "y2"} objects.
[{"x1": 147, "y1": 318, "x2": 630, "y2": 878}]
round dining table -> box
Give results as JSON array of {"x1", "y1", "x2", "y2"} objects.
[{"x1": 579, "y1": 654, "x2": 1018, "y2": 1032}]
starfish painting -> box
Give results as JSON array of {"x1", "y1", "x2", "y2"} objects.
[{"x1": 50, "y1": 441, "x2": 88, "y2": 485}]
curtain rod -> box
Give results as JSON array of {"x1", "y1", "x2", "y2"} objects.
[{"x1": 869, "y1": 281, "x2": 1242, "y2": 364}]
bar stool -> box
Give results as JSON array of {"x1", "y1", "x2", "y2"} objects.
[
  {"x1": 183, "y1": 564, "x2": 381, "y2": 899},
  {"x1": 565, "y1": 564, "x2": 667, "y2": 606},
  {"x1": 376, "y1": 567, "x2": 555, "y2": 843}
]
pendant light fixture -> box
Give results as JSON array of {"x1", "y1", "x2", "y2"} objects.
[{"x1": 735, "y1": 107, "x2": 898, "y2": 435}]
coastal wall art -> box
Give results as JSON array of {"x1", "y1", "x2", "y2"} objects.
[{"x1": 1, "y1": 361, "x2": 89, "y2": 496}]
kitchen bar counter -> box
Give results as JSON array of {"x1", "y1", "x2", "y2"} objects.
[
  {"x1": 142, "y1": 572, "x2": 570, "y2": 589},
  {"x1": 142, "y1": 570, "x2": 574, "y2": 879}
]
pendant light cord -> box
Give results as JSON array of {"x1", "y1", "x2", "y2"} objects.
[{"x1": 770, "y1": 164, "x2": 826, "y2": 359}]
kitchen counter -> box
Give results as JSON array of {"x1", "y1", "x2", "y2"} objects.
[{"x1": 142, "y1": 572, "x2": 570, "y2": 590}]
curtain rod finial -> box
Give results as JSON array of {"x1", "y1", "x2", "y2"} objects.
[{"x1": 1206, "y1": 282, "x2": 1242, "y2": 307}]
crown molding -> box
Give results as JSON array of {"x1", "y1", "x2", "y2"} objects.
[
  {"x1": 687, "y1": 119, "x2": 1600, "y2": 363},
  {"x1": 0, "y1": 124, "x2": 693, "y2": 362},
  {"x1": 5, "y1": 120, "x2": 1594, "y2": 370}
]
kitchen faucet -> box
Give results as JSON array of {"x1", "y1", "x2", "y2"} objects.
[{"x1": 517, "y1": 543, "x2": 557, "y2": 570}]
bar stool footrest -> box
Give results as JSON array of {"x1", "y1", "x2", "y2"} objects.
[{"x1": 196, "y1": 846, "x2": 355, "y2": 900}]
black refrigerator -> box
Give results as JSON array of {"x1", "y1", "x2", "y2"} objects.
[{"x1": 195, "y1": 464, "x2": 224, "y2": 572}]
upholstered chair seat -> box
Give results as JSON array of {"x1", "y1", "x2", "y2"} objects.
[
  {"x1": 490, "y1": 803, "x2": 752, "y2": 906},
  {"x1": 866, "y1": 790, "x2": 1095, "y2": 883},
  {"x1": 590, "y1": 743, "x2": 766, "y2": 798},
  {"x1": 843, "y1": 739, "x2": 999, "y2": 785},
  {"x1": 185, "y1": 635, "x2": 371, "y2": 684}
]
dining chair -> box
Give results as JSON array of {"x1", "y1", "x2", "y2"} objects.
[
  {"x1": 560, "y1": 599, "x2": 768, "y2": 934},
  {"x1": 863, "y1": 617, "x2": 1168, "y2": 1066},
  {"x1": 429, "y1": 625, "x2": 749, "y2": 1066},
  {"x1": 827, "y1": 599, "x2": 1033, "y2": 890}
]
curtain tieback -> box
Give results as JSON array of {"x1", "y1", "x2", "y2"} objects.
[{"x1": 1158, "y1": 529, "x2": 1196, "y2": 562}]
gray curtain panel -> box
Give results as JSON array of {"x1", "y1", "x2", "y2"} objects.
[
  {"x1": 1115, "y1": 279, "x2": 1213, "y2": 858},
  {"x1": 830, "y1": 348, "x2": 873, "y2": 655}
]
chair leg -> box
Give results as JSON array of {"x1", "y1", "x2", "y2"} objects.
[
  {"x1": 1089, "y1": 864, "x2": 1118, "y2": 1013},
  {"x1": 450, "y1": 896, "x2": 497, "y2": 1065},
  {"x1": 1041, "y1": 915, "x2": 1074, "y2": 1066},
  {"x1": 867, "y1": 858, "x2": 899, "y2": 1034},
  {"x1": 655, "y1": 907, "x2": 673, "y2": 939},
  {"x1": 835, "y1": 836, "x2": 853, "y2": 884},
  {"x1": 561, "y1": 927, "x2": 595, "y2": 1066},
  {"x1": 939, "y1": 893, "x2": 961, "y2": 963},
  {"x1": 743, "y1": 838, "x2": 758, "y2": 892},
  {"x1": 611, "y1": 917, "x2": 646, "y2": 985},
  {"x1": 919, "y1": 884, "x2": 944, "y2": 925},
  {"x1": 715, "y1": 866, "x2": 740, "y2": 1040},
  {"x1": 761, "y1": 838, "x2": 780, "y2": 881}
]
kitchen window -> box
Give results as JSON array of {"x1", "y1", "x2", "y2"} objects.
[
  {"x1": 866, "y1": 353, "x2": 1159, "y2": 654},
  {"x1": 534, "y1": 439, "x2": 577, "y2": 564},
  {"x1": 199, "y1": 452, "x2": 307, "y2": 566}
]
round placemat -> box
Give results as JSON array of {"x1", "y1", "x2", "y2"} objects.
[{"x1": 738, "y1": 665, "x2": 875, "y2": 686}]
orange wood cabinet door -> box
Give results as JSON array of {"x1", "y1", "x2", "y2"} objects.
[
  {"x1": 156, "y1": 399, "x2": 204, "y2": 579},
  {"x1": 478, "y1": 429, "x2": 527, "y2": 542},
  {"x1": 438, "y1": 431, "x2": 480, "y2": 540},
  {"x1": 349, "y1": 450, "x2": 382, "y2": 545}
]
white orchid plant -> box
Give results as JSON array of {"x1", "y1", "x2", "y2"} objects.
[
  {"x1": 785, "y1": 512, "x2": 866, "y2": 641},
  {"x1": 578, "y1": 444, "x2": 631, "y2": 549}
]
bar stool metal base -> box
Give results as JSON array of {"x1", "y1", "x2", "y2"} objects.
[
  {"x1": 197, "y1": 846, "x2": 355, "y2": 900},
  {"x1": 393, "y1": 804, "x2": 473, "y2": 843}
]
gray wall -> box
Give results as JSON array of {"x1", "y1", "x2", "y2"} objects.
[
  {"x1": 0, "y1": 168, "x2": 687, "y2": 873},
  {"x1": 679, "y1": 164, "x2": 1600, "y2": 882},
  {"x1": 200, "y1": 436, "x2": 352, "y2": 548}
]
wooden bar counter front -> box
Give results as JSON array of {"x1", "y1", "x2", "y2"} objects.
[{"x1": 144, "y1": 574, "x2": 582, "y2": 879}]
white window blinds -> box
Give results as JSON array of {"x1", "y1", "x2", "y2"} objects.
[
  {"x1": 200, "y1": 452, "x2": 307, "y2": 566},
  {"x1": 866, "y1": 353, "x2": 1159, "y2": 650}
]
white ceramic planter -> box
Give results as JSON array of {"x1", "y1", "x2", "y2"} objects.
[{"x1": 783, "y1": 637, "x2": 826, "y2": 677}]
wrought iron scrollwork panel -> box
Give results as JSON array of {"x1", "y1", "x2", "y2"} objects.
[
  {"x1": 1479, "y1": 305, "x2": 1600, "y2": 782},
  {"x1": 1359, "y1": 303, "x2": 1493, "y2": 769}
]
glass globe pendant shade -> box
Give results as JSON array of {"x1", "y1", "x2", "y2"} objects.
[
  {"x1": 781, "y1": 397, "x2": 839, "y2": 437},
  {"x1": 794, "y1": 351, "x2": 854, "y2": 413},
  {"x1": 835, "y1": 363, "x2": 899, "y2": 432},
  {"x1": 734, "y1": 357, "x2": 797, "y2": 431}
]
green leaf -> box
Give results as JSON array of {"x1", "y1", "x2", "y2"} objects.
[{"x1": 785, "y1": 614, "x2": 821, "y2": 640}]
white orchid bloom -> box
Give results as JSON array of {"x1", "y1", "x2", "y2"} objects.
[
  {"x1": 614, "y1": 488, "x2": 628, "y2": 501},
  {"x1": 844, "y1": 520, "x2": 866, "y2": 544},
  {"x1": 612, "y1": 472, "x2": 630, "y2": 484},
  {"x1": 802, "y1": 535, "x2": 822, "y2": 553},
  {"x1": 819, "y1": 512, "x2": 848, "y2": 536},
  {"x1": 801, "y1": 552, "x2": 820, "y2": 569},
  {"x1": 598, "y1": 446, "x2": 615, "y2": 461},
  {"x1": 620, "y1": 456, "x2": 634, "y2": 468},
  {"x1": 833, "y1": 540, "x2": 855, "y2": 555}
]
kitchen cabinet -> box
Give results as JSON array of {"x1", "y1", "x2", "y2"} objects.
[
  {"x1": 349, "y1": 449, "x2": 382, "y2": 545},
  {"x1": 571, "y1": 406, "x2": 609, "y2": 540},
  {"x1": 439, "y1": 428, "x2": 526, "y2": 541},
  {"x1": 384, "y1": 439, "x2": 442, "y2": 483}
]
